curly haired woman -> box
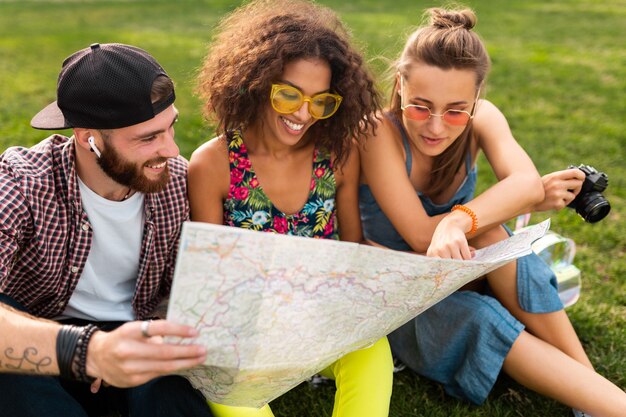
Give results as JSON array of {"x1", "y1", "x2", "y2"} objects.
[{"x1": 188, "y1": 1, "x2": 393, "y2": 416}]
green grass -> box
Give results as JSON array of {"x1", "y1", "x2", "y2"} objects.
[{"x1": 1, "y1": 1, "x2": 624, "y2": 416}]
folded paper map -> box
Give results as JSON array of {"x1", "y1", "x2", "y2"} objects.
[{"x1": 166, "y1": 219, "x2": 550, "y2": 407}]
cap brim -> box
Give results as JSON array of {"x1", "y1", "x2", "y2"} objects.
[{"x1": 30, "y1": 101, "x2": 71, "y2": 130}]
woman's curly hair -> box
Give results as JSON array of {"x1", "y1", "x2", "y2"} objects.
[{"x1": 197, "y1": 0, "x2": 381, "y2": 166}]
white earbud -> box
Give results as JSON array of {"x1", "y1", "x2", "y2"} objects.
[{"x1": 87, "y1": 136, "x2": 102, "y2": 158}]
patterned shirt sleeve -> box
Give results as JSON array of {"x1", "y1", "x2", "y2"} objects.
[{"x1": 0, "y1": 155, "x2": 33, "y2": 287}]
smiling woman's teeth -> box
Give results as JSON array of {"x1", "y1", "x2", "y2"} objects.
[{"x1": 281, "y1": 116, "x2": 304, "y2": 131}]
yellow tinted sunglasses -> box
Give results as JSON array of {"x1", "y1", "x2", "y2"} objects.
[{"x1": 270, "y1": 84, "x2": 343, "y2": 120}]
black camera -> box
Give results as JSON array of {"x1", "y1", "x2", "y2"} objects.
[{"x1": 567, "y1": 164, "x2": 610, "y2": 223}]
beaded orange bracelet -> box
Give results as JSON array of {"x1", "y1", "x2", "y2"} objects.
[{"x1": 451, "y1": 204, "x2": 478, "y2": 235}]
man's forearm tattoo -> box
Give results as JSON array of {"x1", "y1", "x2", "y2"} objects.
[{"x1": 2, "y1": 347, "x2": 52, "y2": 374}]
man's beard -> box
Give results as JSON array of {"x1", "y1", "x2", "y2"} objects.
[{"x1": 97, "y1": 142, "x2": 170, "y2": 194}]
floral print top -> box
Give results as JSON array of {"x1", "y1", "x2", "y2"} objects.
[{"x1": 223, "y1": 130, "x2": 339, "y2": 240}]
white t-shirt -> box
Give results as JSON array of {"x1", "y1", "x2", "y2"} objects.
[{"x1": 60, "y1": 178, "x2": 145, "y2": 321}]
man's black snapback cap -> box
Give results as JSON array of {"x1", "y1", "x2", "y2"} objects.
[{"x1": 31, "y1": 43, "x2": 175, "y2": 130}]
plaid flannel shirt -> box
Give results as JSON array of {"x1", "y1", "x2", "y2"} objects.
[{"x1": 0, "y1": 135, "x2": 189, "y2": 319}]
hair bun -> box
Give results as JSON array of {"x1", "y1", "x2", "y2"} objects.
[{"x1": 428, "y1": 8, "x2": 476, "y2": 30}]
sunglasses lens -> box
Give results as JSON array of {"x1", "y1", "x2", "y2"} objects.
[
  {"x1": 272, "y1": 86, "x2": 302, "y2": 114},
  {"x1": 310, "y1": 94, "x2": 339, "y2": 119},
  {"x1": 403, "y1": 105, "x2": 431, "y2": 121},
  {"x1": 443, "y1": 110, "x2": 471, "y2": 126},
  {"x1": 271, "y1": 85, "x2": 341, "y2": 119}
]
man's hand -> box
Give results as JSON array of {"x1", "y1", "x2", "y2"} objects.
[{"x1": 85, "y1": 320, "x2": 206, "y2": 388}]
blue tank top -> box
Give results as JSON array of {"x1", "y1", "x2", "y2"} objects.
[{"x1": 359, "y1": 114, "x2": 477, "y2": 251}]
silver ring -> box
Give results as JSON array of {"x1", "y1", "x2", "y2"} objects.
[{"x1": 141, "y1": 320, "x2": 151, "y2": 338}]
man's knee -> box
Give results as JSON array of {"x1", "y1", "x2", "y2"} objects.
[
  {"x1": 128, "y1": 375, "x2": 213, "y2": 417},
  {"x1": 0, "y1": 373, "x2": 87, "y2": 417}
]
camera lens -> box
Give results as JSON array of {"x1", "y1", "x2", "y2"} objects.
[{"x1": 576, "y1": 191, "x2": 611, "y2": 223}]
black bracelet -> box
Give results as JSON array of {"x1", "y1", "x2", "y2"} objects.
[
  {"x1": 56, "y1": 325, "x2": 82, "y2": 380},
  {"x1": 74, "y1": 324, "x2": 98, "y2": 383},
  {"x1": 56, "y1": 324, "x2": 98, "y2": 383}
]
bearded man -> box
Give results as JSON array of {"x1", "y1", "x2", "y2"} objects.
[{"x1": 0, "y1": 43, "x2": 212, "y2": 417}]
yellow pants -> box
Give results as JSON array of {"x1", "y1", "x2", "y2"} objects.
[{"x1": 209, "y1": 337, "x2": 393, "y2": 417}]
